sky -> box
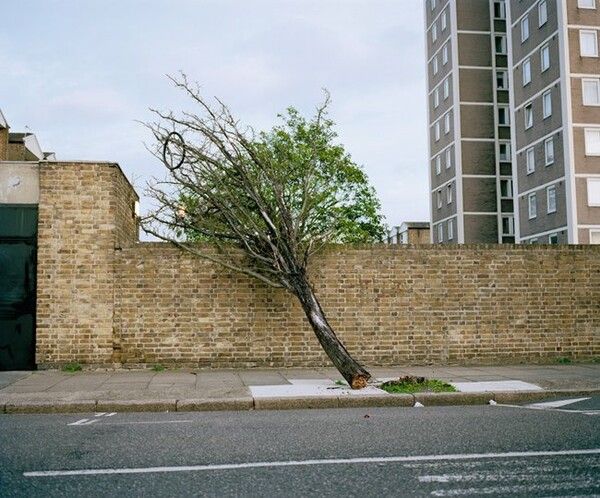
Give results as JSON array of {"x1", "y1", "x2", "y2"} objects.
[{"x1": 1, "y1": 0, "x2": 428, "y2": 232}]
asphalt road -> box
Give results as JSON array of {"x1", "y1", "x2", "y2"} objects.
[{"x1": 1, "y1": 398, "x2": 599, "y2": 497}]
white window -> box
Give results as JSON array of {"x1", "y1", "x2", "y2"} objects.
[
  {"x1": 543, "y1": 90, "x2": 552, "y2": 118},
  {"x1": 583, "y1": 78, "x2": 600, "y2": 105},
  {"x1": 437, "y1": 190, "x2": 442, "y2": 208},
  {"x1": 494, "y1": 1, "x2": 506, "y2": 19},
  {"x1": 443, "y1": 77, "x2": 450, "y2": 99},
  {"x1": 434, "y1": 87, "x2": 440, "y2": 108},
  {"x1": 445, "y1": 148, "x2": 452, "y2": 169},
  {"x1": 590, "y1": 230, "x2": 600, "y2": 244},
  {"x1": 539, "y1": 1, "x2": 548, "y2": 26},
  {"x1": 588, "y1": 178, "x2": 600, "y2": 206},
  {"x1": 444, "y1": 113, "x2": 451, "y2": 134},
  {"x1": 584, "y1": 128, "x2": 600, "y2": 155},
  {"x1": 545, "y1": 137, "x2": 555, "y2": 165},
  {"x1": 580, "y1": 30, "x2": 598, "y2": 57},
  {"x1": 579, "y1": 0, "x2": 596, "y2": 8},
  {"x1": 521, "y1": 16, "x2": 530, "y2": 42},
  {"x1": 447, "y1": 183, "x2": 453, "y2": 204},
  {"x1": 437, "y1": 223, "x2": 443, "y2": 242},
  {"x1": 528, "y1": 192, "x2": 537, "y2": 219},
  {"x1": 502, "y1": 216, "x2": 515, "y2": 235},
  {"x1": 498, "y1": 106, "x2": 510, "y2": 125},
  {"x1": 547, "y1": 185, "x2": 557, "y2": 213},
  {"x1": 541, "y1": 44, "x2": 550, "y2": 72},
  {"x1": 448, "y1": 219, "x2": 454, "y2": 240},
  {"x1": 497, "y1": 70, "x2": 508, "y2": 90},
  {"x1": 434, "y1": 121, "x2": 441, "y2": 141},
  {"x1": 435, "y1": 155, "x2": 442, "y2": 175},
  {"x1": 442, "y1": 43, "x2": 449, "y2": 65},
  {"x1": 523, "y1": 58, "x2": 531, "y2": 85},
  {"x1": 495, "y1": 35, "x2": 507, "y2": 54},
  {"x1": 441, "y1": 9, "x2": 447, "y2": 31},
  {"x1": 432, "y1": 23, "x2": 438, "y2": 43},
  {"x1": 526, "y1": 147, "x2": 535, "y2": 174},
  {"x1": 500, "y1": 179, "x2": 513, "y2": 198},
  {"x1": 433, "y1": 56, "x2": 439, "y2": 75},
  {"x1": 525, "y1": 103, "x2": 533, "y2": 129},
  {"x1": 431, "y1": 0, "x2": 436, "y2": 10},
  {"x1": 499, "y1": 142, "x2": 511, "y2": 161}
]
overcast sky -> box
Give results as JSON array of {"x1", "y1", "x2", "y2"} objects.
[{"x1": 1, "y1": 0, "x2": 428, "y2": 231}]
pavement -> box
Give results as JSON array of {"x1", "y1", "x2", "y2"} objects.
[{"x1": 0, "y1": 363, "x2": 599, "y2": 414}]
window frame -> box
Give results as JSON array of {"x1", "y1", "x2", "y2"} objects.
[
  {"x1": 447, "y1": 219, "x2": 454, "y2": 240},
  {"x1": 502, "y1": 216, "x2": 515, "y2": 236},
  {"x1": 432, "y1": 22, "x2": 438, "y2": 43},
  {"x1": 437, "y1": 223, "x2": 443, "y2": 243},
  {"x1": 444, "y1": 112, "x2": 451, "y2": 134},
  {"x1": 446, "y1": 183, "x2": 453, "y2": 204},
  {"x1": 590, "y1": 229, "x2": 600, "y2": 244},
  {"x1": 445, "y1": 148, "x2": 452, "y2": 169},
  {"x1": 580, "y1": 30, "x2": 599, "y2": 57},
  {"x1": 434, "y1": 87, "x2": 440, "y2": 108},
  {"x1": 523, "y1": 58, "x2": 531, "y2": 86},
  {"x1": 584, "y1": 128, "x2": 600, "y2": 155},
  {"x1": 526, "y1": 146, "x2": 535, "y2": 174},
  {"x1": 443, "y1": 77, "x2": 450, "y2": 99},
  {"x1": 500, "y1": 179, "x2": 513, "y2": 199},
  {"x1": 437, "y1": 189, "x2": 442, "y2": 209},
  {"x1": 434, "y1": 121, "x2": 441, "y2": 141},
  {"x1": 433, "y1": 55, "x2": 439, "y2": 75},
  {"x1": 495, "y1": 35, "x2": 507, "y2": 54},
  {"x1": 435, "y1": 155, "x2": 442, "y2": 175},
  {"x1": 494, "y1": 1, "x2": 506, "y2": 19},
  {"x1": 582, "y1": 78, "x2": 600, "y2": 105},
  {"x1": 539, "y1": 0, "x2": 548, "y2": 27},
  {"x1": 587, "y1": 178, "x2": 600, "y2": 206},
  {"x1": 442, "y1": 43, "x2": 449, "y2": 65},
  {"x1": 544, "y1": 137, "x2": 555, "y2": 165},
  {"x1": 528, "y1": 192, "x2": 537, "y2": 219},
  {"x1": 548, "y1": 234, "x2": 558, "y2": 244},
  {"x1": 578, "y1": 0, "x2": 596, "y2": 8},
  {"x1": 547, "y1": 185, "x2": 557, "y2": 213},
  {"x1": 541, "y1": 44, "x2": 550, "y2": 72},
  {"x1": 498, "y1": 106, "x2": 510, "y2": 126},
  {"x1": 499, "y1": 142, "x2": 511, "y2": 161},
  {"x1": 524, "y1": 103, "x2": 534, "y2": 129},
  {"x1": 521, "y1": 16, "x2": 530, "y2": 42},
  {"x1": 497, "y1": 70, "x2": 508, "y2": 90},
  {"x1": 543, "y1": 90, "x2": 552, "y2": 119},
  {"x1": 441, "y1": 9, "x2": 447, "y2": 31}
]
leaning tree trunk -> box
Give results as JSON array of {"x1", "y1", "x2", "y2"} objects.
[{"x1": 289, "y1": 271, "x2": 371, "y2": 389}]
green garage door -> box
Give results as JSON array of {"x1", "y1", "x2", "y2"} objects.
[{"x1": 0, "y1": 205, "x2": 37, "y2": 370}]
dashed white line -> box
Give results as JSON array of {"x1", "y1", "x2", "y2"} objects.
[{"x1": 23, "y1": 448, "x2": 600, "y2": 478}]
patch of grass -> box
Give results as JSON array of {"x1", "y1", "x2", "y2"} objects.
[
  {"x1": 151, "y1": 365, "x2": 166, "y2": 372},
  {"x1": 380, "y1": 375, "x2": 457, "y2": 394},
  {"x1": 61, "y1": 363, "x2": 82, "y2": 373},
  {"x1": 335, "y1": 380, "x2": 345, "y2": 386},
  {"x1": 557, "y1": 356, "x2": 572, "y2": 364}
]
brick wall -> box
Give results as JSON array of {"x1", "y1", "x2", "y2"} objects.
[{"x1": 34, "y1": 161, "x2": 600, "y2": 368}]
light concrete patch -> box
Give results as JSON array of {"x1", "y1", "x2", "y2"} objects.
[
  {"x1": 450, "y1": 380, "x2": 543, "y2": 392},
  {"x1": 250, "y1": 379, "x2": 387, "y2": 398}
]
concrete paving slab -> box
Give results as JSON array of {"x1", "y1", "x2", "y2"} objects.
[
  {"x1": 0, "y1": 372, "x2": 31, "y2": 389},
  {"x1": 250, "y1": 379, "x2": 388, "y2": 398},
  {"x1": 238, "y1": 370, "x2": 289, "y2": 386},
  {"x1": 451, "y1": 380, "x2": 543, "y2": 392}
]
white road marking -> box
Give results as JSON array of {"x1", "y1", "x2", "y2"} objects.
[
  {"x1": 23, "y1": 448, "x2": 600, "y2": 478},
  {"x1": 67, "y1": 419, "x2": 98, "y2": 426},
  {"x1": 527, "y1": 397, "x2": 590, "y2": 409}
]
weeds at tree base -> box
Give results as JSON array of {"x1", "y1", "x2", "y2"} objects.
[
  {"x1": 61, "y1": 363, "x2": 82, "y2": 373},
  {"x1": 380, "y1": 375, "x2": 457, "y2": 394}
]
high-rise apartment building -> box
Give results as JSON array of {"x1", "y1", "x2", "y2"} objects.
[{"x1": 425, "y1": 0, "x2": 600, "y2": 244}]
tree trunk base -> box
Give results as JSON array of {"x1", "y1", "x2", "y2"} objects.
[{"x1": 350, "y1": 373, "x2": 370, "y2": 390}]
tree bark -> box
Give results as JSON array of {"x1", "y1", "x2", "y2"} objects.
[{"x1": 290, "y1": 272, "x2": 371, "y2": 389}]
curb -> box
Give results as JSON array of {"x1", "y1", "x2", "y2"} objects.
[{"x1": 1, "y1": 389, "x2": 598, "y2": 414}]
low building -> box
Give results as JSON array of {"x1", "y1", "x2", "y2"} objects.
[{"x1": 387, "y1": 222, "x2": 431, "y2": 244}]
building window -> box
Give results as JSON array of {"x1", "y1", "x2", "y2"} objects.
[
  {"x1": 500, "y1": 179, "x2": 513, "y2": 198},
  {"x1": 434, "y1": 87, "x2": 440, "y2": 108},
  {"x1": 547, "y1": 185, "x2": 557, "y2": 213},
  {"x1": 584, "y1": 128, "x2": 600, "y2": 155},
  {"x1": 447, "y1": 183, "x2": 453, "y2": 204},
  {"x1": 583, "y1": 78, "x2": 600, "y2": 105},
  {"x1": 432, "y1": 23, "x2": 438, "y2": 43},
  {"x1": 549, "y1": 234, "x2": 558, "y2": 244},
  {"x1": 588, "y1": 178, "x2": 600, "y2": 206},
  {"x1": 590, "y1": 230, "x2": 600, "y2": 244},
  {"x1": 579, "y1": 0, "x2": 596, "y2": 8},
  {"x1": 434, "y1": 121, "x2": 441, "y2": 141},
  {"x1": 543, "y1": 90, "x2": 552, "y2": 118},
  {"x1": 441, "y1": 9, "x2": 447, "y2": 31},
  {"x1": 524, "y1": 103, "x2": 533, "y2": 129},
  {"x1": 521, "y1": 16, "x2": 530, "y2": 42},
  {"x1": 444, "y1": 113, "x2": 451, "y2": 134},
  {"x1": 499, "y1": 142, "x2": 511, "y2": 161},
  {"x1": 526, "y1": 147, "x2": 535, "y2": 174},
  {"x1": 443, "y1": 77, "x2": 450, "y2": 99},
  {"x1": 442, "y1": 43, "x2": 449, "y2": 65},
  {"x1": 545, "y1": 137, "x2": 555, "y2": 165},
  {"x1": 435, "y1": 155, "x2": 442, "y2": 175},
  {"x1": 448, "y1": 219, "x2": 454, "y2": 240},
  {"x1": 580, "y1": 30, "x2": 598, "y2": 57},
  {"x1": 437, "y1": 190, "x2": 442, "y2": 209},
  {"x1": 438, "y1": 223, "x2": 443, "y2": 242},
  {"x1": 528, "y1": 192, "x2": 537, "y2": 219},
  {"x1": 433, "y1": 56, "x2": 439, "y2": 75},
  {"x1": 541, "y1": 44, "x2": 550, "y2": 72},
  {"x1": 431, "y1": 0, "x2": 436, "y2": 10},
  {"x1": 497, "y1": 70, "x2": 508, "y2": 90},
  {"x1": 539, "y1": 1, "x2": 548, "y2": 26},
  {"x1": 495, "y1": 35, "x2": 507, "y2": 54},
  {"x1": 494, "y1": 1, "x2": 506, "y2": 19},
  {"x1": 523, "y1": 58, "x2": 531, "y2": 85},
  {"x1": 498, "y1": 106, "x2": 510, "y2": 125},
  {"x1": 502, "y1": 216, "x2": 515, "y2": 235},
  {"x1": 445, "y1": 148, "x2": 452, "y2": 169}
]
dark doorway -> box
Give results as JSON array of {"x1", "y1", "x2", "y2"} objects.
[{"x1": 0, "y1": 205, "x2": 37, "y2": 370}]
